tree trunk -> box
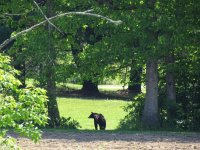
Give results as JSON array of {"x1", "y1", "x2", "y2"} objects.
[
  {"x1": 82, "y1": 80, "x2": 99, "y2": 95},
  {"x1": 14, "y1": 61, "x2": 26, "y2": 88},
  {"x1": 142, "y1": 0, "x2": 159, "y2": 128},
  {"x1": 166, "y1": 53, "x2": 176, "y2": 102},
  {"x1": 46, "y1": 0, "x2": 60, "y2": 127},
  {"x1": 128, "y1": 65, "x2": 142, "y2": 94},
  {"x1": 71, "y1": 27, "x2": 100, "y2": 96},
  {"x1": 0, "y1": 25, "x2": 13, "y2": 51},
  {"x1": 46, "y1": 67, "x2": 60, "y2": 127},
  {"x1": 142, "y1": 59, "x2": 159, "y2": 127},
  {"x1": 14, "y1": 46, "x2": 26, "y2": 88}
]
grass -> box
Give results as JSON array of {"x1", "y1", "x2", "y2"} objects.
[
  {"x1": 57, "y1": 98, "x2": 130, "y2": 130},
  {"x1": 98, "y1": 85, "x2": 127, "y2": 92}
]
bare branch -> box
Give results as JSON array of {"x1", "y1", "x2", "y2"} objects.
[
  {"x1": 0, "y1": 10, "x2": 122, "y2": 51},
  {"x1": 33, "y1": 0, "x2": 66, "y2": 36},
  {"x1": 52, "y1": 11, "x2": 122, "y2": 25},
  {"x1": 3, "y1": 13, "x2": 22, "y2": 16}
]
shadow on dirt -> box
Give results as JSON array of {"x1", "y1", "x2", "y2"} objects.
[{"x1": 37, "y1": 130, "x2": 200, "y2": 143}]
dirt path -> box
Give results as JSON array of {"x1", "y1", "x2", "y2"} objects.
[{"x1": 16, "y1": 131, "x2": 200, "y2": 150}]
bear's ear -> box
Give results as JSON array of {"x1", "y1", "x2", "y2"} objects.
[{"x1": 91, "y1": 112, "x2": 93, "y2": 114}]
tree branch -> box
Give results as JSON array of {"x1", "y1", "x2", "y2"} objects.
[
  {"x1": 0, "y1": 9, "x2": 122, "y2": 51},
  {"x1": 33, "y1": 0, "x2": 66, "y2": 37},
  {"x1": 3, "y1": 13, "x2": 22, "y2": 16}
]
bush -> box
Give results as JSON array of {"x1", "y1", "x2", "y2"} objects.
[
  {"x1": 118, "y1": 94, "x2": 145, "y2": 130},
  {"x1": 158, "y1": 89, "x2": 179, "y2": 129},
  {"x1": 158, "y1": 85, "x2": 200, "y2": 131},
  {"x1": 0, "y1": 54, "x2": 48, "y2": 148},
  {"x1": 59, "y1": 117, "x2": 81, "y2": 129}
]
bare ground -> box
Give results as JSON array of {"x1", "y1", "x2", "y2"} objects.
[{"x1": 15, "y1": 130, "x2": 200, "y2": 150}]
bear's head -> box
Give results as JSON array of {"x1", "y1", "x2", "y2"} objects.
[{"x1": 88, "y1": 112, "x2": 96, "y2": 118}]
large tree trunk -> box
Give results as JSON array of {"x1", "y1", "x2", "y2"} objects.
[
  {"x1": 82, "y1": 80, "x2": 99, "y2": 95},
  {"x1": 142, "y1": 59, "x2": 159, "y2": 127},
  {"x1": 46, "y1": 0, "x2": 60, "y2": 127},
  {"x1": 46, "y1": 66, "x2": 60, "y2": 127},
  {"x1": 166, "y1": 53, "x2": 176, "y2": 120},
  {"x1": 142, "y1": 0, "x2": 159, "y2": 128},
  {"x1": 128, "y1": 65, "x2": 142, "y2": 94}
]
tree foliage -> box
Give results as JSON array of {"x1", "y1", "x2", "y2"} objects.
[
  {"x1": 0, "y1": 0, "x2": 200, "y2": 133},
  {"x1": 0, "y1": 53, "x2": 48, "y2": 148}
]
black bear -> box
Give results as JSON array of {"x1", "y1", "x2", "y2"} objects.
[{"x1": 88, "y1": 112, "x2": 106, "y2": 130}]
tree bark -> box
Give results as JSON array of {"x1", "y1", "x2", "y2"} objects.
[
  {"x1": 128, "y1": 65, "x2": 142, "y2": 94},
  {"x1": 142, "y1": 59, "x2": 159, "y2": 127},
  {"x1": 46, "y1": 0, "x2": 60, "y2": 127},
  {"x1": 46, "y1": 66, "x2": 60, "y2": 127},
  {"x1": 166, "y1": 52, "x2": 176, "y2": 120},
  {"x1": 141, "y1": 0, "x2": 159, "y2": 128},
  {"x1": 166, "y1": 53, "x2": 176, "y2": 102},
  {"x1": 14, "y1": 60, "x2": 26, "y2": 88}
]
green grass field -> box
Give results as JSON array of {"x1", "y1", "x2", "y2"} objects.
[{"x1": 57, "y1": 98, "x2": 130, "y2": 130}]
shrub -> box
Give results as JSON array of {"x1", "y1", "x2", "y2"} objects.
[
  {"x1": 0, "y1": 54, "x2": 48, "y2": 148},
  {"x1": 59, "y1": 117, "x2": 81, "y2": 129},
  {"x1": 118, "y1": 94, "x2": 145, "y2": 130}
]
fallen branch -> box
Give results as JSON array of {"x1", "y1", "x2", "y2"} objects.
[{"x1": 0, "y1": 8, "x2": 122, "y2": 51}]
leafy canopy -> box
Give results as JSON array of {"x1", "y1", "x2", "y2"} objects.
[{"x1": 0, "y1": 53, "x2": 48, "y2": 148}]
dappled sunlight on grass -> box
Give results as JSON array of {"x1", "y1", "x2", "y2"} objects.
[{"x1": 98, "y1": 85, "x2": 127, "y2": 91}]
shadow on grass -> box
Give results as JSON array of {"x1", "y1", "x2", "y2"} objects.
[{"x1": 57, "y1": 88, "x2": 136, "y2": 101}]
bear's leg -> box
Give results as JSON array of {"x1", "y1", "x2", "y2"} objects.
[
  {"x1": 94, "y1": 121, "x2": 98, "y2": 130},
  {"x1": 100, "y1": 125, "x2": 105, "y2": 130},
  {"x1": 99, "y1": 120, "x2": 106, "y2": 130}
]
